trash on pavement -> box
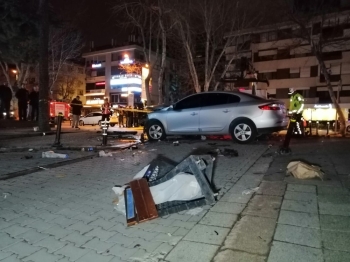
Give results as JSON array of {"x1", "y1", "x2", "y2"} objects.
[
  {"x1": 242, "y1": 187, "x2": 259, "y2": 195},
  {"x1": 112, "y1": 155, "x2": 216, "y2": 226},
  {"x1": 201, "y1": 135, "x2": 207, "y2": 140},
  {"x1": 28, "y1": 149, "x2": 33, "y2": 152},
  {"x1": 33, "y1": 127, "x2": 39, "y2": 131},
  {"x1": 286, "y1": 161, "x2": 324, "y2": 180},
  {"x1": 3, "y1": 192, "x2": 11, "y2": 199},
  {"x1": 99, "y1": 150, "x2": 113, "y2": 157},
  {"x1": 24, "y1": 155, "x2": 33, "y2": 159},
  {"x1": 173, "y1": 141, "x2": 179, "y2": 146},
  {"x1": 42, "y1": 151, "x2": 68, "y2": 158}
]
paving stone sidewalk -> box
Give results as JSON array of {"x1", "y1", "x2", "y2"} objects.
[
  {"x1": 0, "y1": 140, "x2": 268, "y2": 262},
  {"x1": 212, "y1": 138, "x2": 350, "y2": 262}
]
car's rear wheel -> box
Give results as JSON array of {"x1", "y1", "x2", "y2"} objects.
[
  {"x1": 230, "y1": 119, "x2": 256, "y2": 144},
  {"x1": 110, "y1": 124, "x2": 115, "y2": 127},
  {"x1": 79, "y1": 120, "x2": 84, "y2": 126},
  {"x1": 98, "y1": 120, "x2": 101, "y2": 126},
  {"x1": 146, "y1": 120, "x2": 166, "y2": 141},
  {"x1": 347, "y1": 125, "x2": 350, "y2": 133}
]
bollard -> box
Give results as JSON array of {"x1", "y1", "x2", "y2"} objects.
[
  {"x1": 102, "y1": 119, "x2": 109, "y2": 146},
  {"x1": 53, "y1": 112, "x2": 63, "y2": 147},
  {"x1": 326, "y1": 121, "x2": 330, "y2": 135},
  {"x1": 309, "y1": 121, "x2": 312, "y2": 136},
  {"x1": 316, "y1": 121, "x2": 319, "y2": 136}
]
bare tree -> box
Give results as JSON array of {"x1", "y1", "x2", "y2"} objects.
[
  {"x1": 170, "y1": 0, "x2": 260, "y2": 93},
  {"x1": 48, "y1": 27, "x2": 83, "y2": 93},
  {"x1": 118, "y1": 62, "x2": 142, "y2": 75},
  {"x1": 53, "y1": 73, "x2": 83, "y2": 101},
  {"x1": 275, "y1": 0, "x2": 349, "y2": 136}
]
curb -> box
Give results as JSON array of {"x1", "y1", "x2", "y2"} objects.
[{"x1": 0, "y1": 155, "x2": 96, "y2": 180}]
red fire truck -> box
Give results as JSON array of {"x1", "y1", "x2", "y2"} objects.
[{"x1": 49, "y1": 102, "x2": 70, "y2": 122}]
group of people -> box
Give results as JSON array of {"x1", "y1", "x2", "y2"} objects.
[
  {"x1": 0, "y1": 83, "x2": 39, "y2": 121},
  {"x1": 69, "y1": 96, "x2": 146, "y2": 129}
]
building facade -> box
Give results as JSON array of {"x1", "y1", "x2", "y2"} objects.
[
  {"x1": 225, "y1": 12, "x2": 350, "y2": 122},
  {"x1": 82, "y1": 44, "x2": 170, "y2": 110}
]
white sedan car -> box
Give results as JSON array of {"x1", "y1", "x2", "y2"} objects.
[
  {"x1": 145, "y1": 91, "x2": 288, "y2": 144},
  {"x1": 79, "y1": 112, "x2": 103, "y2": 126}
]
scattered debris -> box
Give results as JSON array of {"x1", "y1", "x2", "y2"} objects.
[
  {"x1": 201, "y1": 135, "x2": 207, "y2": 140},
  {"x1": 24, "y1": 155, "x2": 33, "y2": 159},
  {"x1": 33, "y1": 127, "x2": 39, "y2": 132},
  {"x1": 42, "y1": 151, "x2": 68, "y2": 159},
  {"x1": 208, "y1": 142, "x2": 217, "y2": 146},
  {"x1": 242, "y1": 187, "x2": 259, "y2": 195},
  {"x1": 222, "y1": 148, "x2": 239, "y2": 157},
  {"x1": 38, "y1": 166, "x2": 49, "y2": 170},
  {"x1": 286, "y1": 161, "x2": 324, "y2": 180},
  {"x1": 149, "y1": 149, "x2": 157, "y2": 151},
  {"x1": 134, "y1": 244, "x2": 141, "y2": 248},
  {"x1": 112, "y1": 155, "x2": 216, "y2": 226},
  {"x1": 173, "y1": 141, "x2": 179, "y2": 146},
  {"x1": 214, "y1": 231, "x2": 219, "y2": 235},
  {"x1": 3, "y1": 192, "x2": 11, "y2": 199},
  {"x1": 28, "y1": 149, "x2": 33, "y2": 152},
  {"x1": 167, "y1": 233, "x2": 172, "y2": 237},
  {"x1": 56, "y1": 174, "x2": 66, "y2": 178},
  {"x1": 99, "y1": 150, "x2": 113, "y2": 157}
]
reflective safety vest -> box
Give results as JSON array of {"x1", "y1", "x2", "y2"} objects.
[{"x1": 289, "y1": 93, "x2": 304, "y2": 113}]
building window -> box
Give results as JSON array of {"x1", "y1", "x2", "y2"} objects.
[
  {"x1": 290, "y1": 68, "x2": 300, "y2": 78},
  {"x1": 311, "y1": 65, "x2": 318, "y2": 77},
  {"x1": 323, "y1": 51, "x2": 342, "y2": 61},
  {"x1": 276, "y1": 68, "x2": 290, "y2": 79}
]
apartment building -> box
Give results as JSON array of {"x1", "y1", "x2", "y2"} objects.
[
  {"x1": 82, "y1": 44, "x2": 171, "y2": 110},
  {"x1": 225, "y1": 11, "x2": 350, "y2": 121}
]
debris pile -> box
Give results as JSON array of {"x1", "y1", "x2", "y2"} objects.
[
  {"x1": 112, "y1": 155, "x2": 217, "y2": 226},
  {"x1": 287, "y1": 161, "x2": 324, "y2": 180}
]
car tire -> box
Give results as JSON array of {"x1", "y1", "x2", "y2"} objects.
[
  {"x1": 79, "y1": 120, "x2": 84, "y2": 126},
  {"x1": 230, "y1": 119, "x2": 257, "y2": 144},
  {"x1": 146, "y1": 120, "x2": 166, "y2": 141},
  {"x1": 347, "y1": 125, "x2": 350, "y2": 133},
  {"x1": 110, "y1": 124, "x2": 115, "y2": 127},
  {"x1": 98, "y1": 120, "x2": 101, "y2": 126}
]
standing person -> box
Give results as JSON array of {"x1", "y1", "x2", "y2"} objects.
[
  {"x1": 15, "y1": 84, "x2": 29, "y2": 121},
  {"x1": 0, "y1": 83, "x2": 13, "y2": 119},
  {"x1": 101, "y1": 98, "x2": 111, "y2": 123},
  {"x1": 29, "y1": 86, "x2": 39, "y2": 121},
  {"x1": 118, "y1": 108, "x2": 124, "y2": 127},
  {"x1": 70, "y1": 96, "x2": 82, "y2": 129}
]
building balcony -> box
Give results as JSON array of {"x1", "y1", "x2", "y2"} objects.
[
  {"x1": 268, "y1": 77, "x2": 319, "y2": 89},
  {"x1": 86, "y1": 76, "x2": 106, "y2": 82}
]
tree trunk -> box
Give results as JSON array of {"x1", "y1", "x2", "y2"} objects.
[
  {"x1": 316, "y1": 53, "x2": 346, "y2": 136},
  {"x1": 38, "y1": 0, "x2": 50, "y2": 132},
  {"x1": 145, "y1": 67, "x2": 152, "y2": 105},
  {"x1": 158, "y1": 17, "x2": 166, "y2": 105}
]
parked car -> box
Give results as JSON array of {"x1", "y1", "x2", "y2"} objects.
[
  {"x1": 145, "y1": 91, "x2": 288, "y2": 144},
  {"x1": 79, "y1": 112, "x2": 103, "y2": 126}
]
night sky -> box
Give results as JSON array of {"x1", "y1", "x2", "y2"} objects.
[{"x1": 51, "y1": 0, "x2": 127, "y2": 49}]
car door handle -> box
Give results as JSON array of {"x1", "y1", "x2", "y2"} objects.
[
  {"x1": 223, "y1": 109, "x2": 230, "y2": 113},
  {"x1": 191, "y1": 112, "x2": 198, "y2": 116}
]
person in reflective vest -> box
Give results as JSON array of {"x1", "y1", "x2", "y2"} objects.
[{"x1": 288, "y1": 88, "x2": 304, "y2": 135}]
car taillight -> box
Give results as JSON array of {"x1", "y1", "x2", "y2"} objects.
[{"x1": 259, "y1": 104, "x2": 281, "y2": 110}]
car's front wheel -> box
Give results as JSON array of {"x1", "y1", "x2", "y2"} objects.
[
  {"x1": 110, "y1": 124, "x2": 115, "y2": 127},
  {"x1": 146, "y1": 120, "x2": 166, "y2": 141},
  {"x1": 230, "y1": 119, "x2": 256, "y2": 144},
  {"x1": 79, "y1": 120, "x2": 84, "y2": 126}
]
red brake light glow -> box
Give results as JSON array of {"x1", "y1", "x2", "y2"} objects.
[{"x1": 259, "y1": 104, "x2": 281, "y2": 110}]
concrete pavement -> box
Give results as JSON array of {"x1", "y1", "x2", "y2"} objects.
[{"x1": 0, "y1": 128, "x2": 350, "y2": 262}]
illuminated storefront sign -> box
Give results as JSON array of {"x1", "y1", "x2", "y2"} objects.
[
  {"x1": 92, "y1": 63, "x2": 102, "y2": 68},
  {"x1": 121, "y1": 87, "x2": 142, "y2": 92},
  {"x1": 86, "y1": 99, "x2": 104, "y2": 105},
  {"x1": 95, "y1": 82, "x2": 105, "y2": 86},
  {"x1": 314, "y1": 104, "x2": 332, "y2": 109},
  {"x1": 120, "y1": 54, "x2": 134, "y2": 65},
  {"x1": 110, "y1": 74, "x2": 142, "y2": 86}
]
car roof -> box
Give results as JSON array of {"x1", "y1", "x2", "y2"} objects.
[{"x1": 183, "y1": 91, "x2": 266, "y2": 101}]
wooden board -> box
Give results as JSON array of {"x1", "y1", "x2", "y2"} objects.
[
  {"x1": 124, "y1": 187, "x2": 137, "y2": 226},
  {"x1": 129, "y1": 178, "x2": 158, "y2": 223}
]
